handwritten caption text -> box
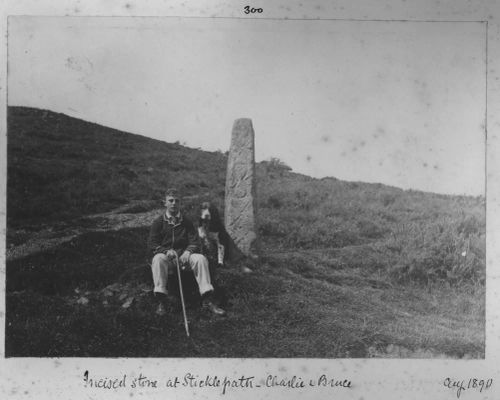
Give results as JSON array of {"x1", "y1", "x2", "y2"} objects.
[{"x1": 83, "y1": 371, "x2": 351, "y2": 395}]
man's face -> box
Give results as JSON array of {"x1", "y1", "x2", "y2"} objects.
[{"x1": 165, "y1": 195, "x2": 180, "y2": 215}]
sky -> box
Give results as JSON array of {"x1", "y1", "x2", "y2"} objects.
[{"x1": 8, "y1": 17, "x2": 486, "y2": 196}]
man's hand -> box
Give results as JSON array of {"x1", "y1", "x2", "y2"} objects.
[
  {"x1": 165, "y1": 249, "x2": 177, "y2": 260},
  {"x1": 179, "y1": 251, "x2": 191, "y2": 265}
]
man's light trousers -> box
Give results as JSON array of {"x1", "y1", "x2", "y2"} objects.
[{"x1": 151, "y1": 253, "x2": 214, "y2": 296}]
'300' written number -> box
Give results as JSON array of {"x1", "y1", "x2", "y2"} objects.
[{"x1": 244, "y1": 6, "x2": 263, "y2": 14}]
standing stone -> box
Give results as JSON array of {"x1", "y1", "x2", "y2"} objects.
[{"x1": 225, "y1": 118, "x2": 259, "y2": 258}]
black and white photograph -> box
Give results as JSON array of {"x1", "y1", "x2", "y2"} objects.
[
  {"x1": 5, "y1": 15, "x2": 487, "y2": 358},
  {"x1": 1, "y1": 0, "x2": 499, "y2": 399}
]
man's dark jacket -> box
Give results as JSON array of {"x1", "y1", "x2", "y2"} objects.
[{"x1": 148, "y1": 213, "x2": 200, "y2": 256}]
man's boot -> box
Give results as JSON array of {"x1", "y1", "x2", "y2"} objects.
[
  {"x1": 201, "y1": 291, "x2": 226, "y2": 316},
  {"x1": 154, "y1": 292, "x2": 168, "y2": 316}
]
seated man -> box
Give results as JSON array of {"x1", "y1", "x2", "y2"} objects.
[{"x1": 148, "y1": 188, "x2": 225, "y2": 316}]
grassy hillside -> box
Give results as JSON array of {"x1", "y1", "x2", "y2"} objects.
[
  {"x1": 7, "y1": 106, "x2": 228, "y2": 226},
  {"x1": 256, "y1": 165, "x2": 485, "y2": 286},
  {"x1": 5, "y1": 107, "x2": 486, "y2": 357}
]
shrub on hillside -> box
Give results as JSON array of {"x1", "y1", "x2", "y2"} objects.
[
  {"x1": 266, "y1": 194, "x2": 284, "y2": 209},
  {"x1": 356, "y1": 219, "x2": 387, "y2": 239},
  {"x1": 261, "y1": 157, "x2": 292, "y2": 177},
  {"x1": 379, "y1": 192, "x2": 400, "y2": 207}
]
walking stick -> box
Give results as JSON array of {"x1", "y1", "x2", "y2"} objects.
[{"x1": 174, "y1": 253, "x2": 190, "y2": 337}]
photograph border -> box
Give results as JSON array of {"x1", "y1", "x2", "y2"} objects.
[{"x1": 1, "y1": 1, "x2": 498, "y2": 399}]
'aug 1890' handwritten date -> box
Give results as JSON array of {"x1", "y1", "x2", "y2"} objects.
[{"x1": 443, "y1": 377, "x2": 493, "y2": 398}]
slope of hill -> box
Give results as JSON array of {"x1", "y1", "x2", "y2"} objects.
[
  {"x1": 7, "y1": 106, "x2": 228, "y2": 226},
  {"x1": 5, "y1": 106, "x2": 486, "y2": 358}
]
